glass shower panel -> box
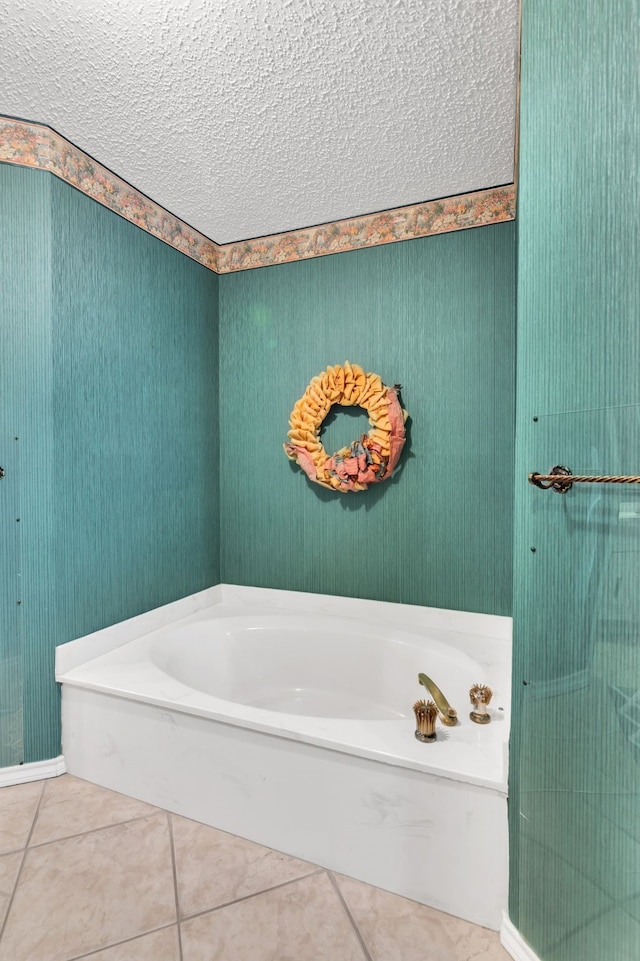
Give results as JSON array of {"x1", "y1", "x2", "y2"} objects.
[{"x1": 515, "y1": 403, "x2": 640, "y2": 961}]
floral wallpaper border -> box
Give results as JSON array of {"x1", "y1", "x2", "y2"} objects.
[
  {"x1": 1, "y1": 116, "x2": 515, "y2": 274},
  {"x1": 0, "y1": 117, "x2": 220, "y2": 271},
  {"x1": 218, "y1": 185, "x2": 516, "y2": 272}
]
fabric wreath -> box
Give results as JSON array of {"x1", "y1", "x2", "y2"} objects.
[{"x1": 283, "y1": 362, "x2": 408, "y2": 492}]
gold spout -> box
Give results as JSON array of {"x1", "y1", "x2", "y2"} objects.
[{"x1": 417, "y1": 673, "x2": 458, "y2": 726}]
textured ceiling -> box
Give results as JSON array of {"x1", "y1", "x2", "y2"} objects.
[{"x1": 1, "y1": 0, "x2": 520, "y2": 245}]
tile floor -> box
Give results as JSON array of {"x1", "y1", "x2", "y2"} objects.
[{"x1": 0, "y1": 774, "x2": 510, "y2": 961}]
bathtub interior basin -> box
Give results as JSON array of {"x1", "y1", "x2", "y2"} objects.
[{"x1": 149, "y1": 615, "x2": 485, "y2": 720}]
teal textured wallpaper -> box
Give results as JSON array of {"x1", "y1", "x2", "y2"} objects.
[
  {"x1": 511, "y1": 1, "x2": 640, "y2": 957},
  {"x1": 0, "y1": 166, "x2": 220, "y2": 764},
  {"x1": 1, "y1": 163, "x2": 515, "y2": 769},
  {"x1": 219, "y1": 224, "x2": 515, "y2": 614},
  {"x1": 0, "y1": 165, "x2": 52, "y2": 768}
]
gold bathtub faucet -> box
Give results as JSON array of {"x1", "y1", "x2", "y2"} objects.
[{"x1": 417, "y1": 673, "x2": 458, "y2": 726}]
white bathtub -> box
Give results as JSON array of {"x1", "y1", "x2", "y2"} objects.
[{"x1": 56, "y1": 585, "x2": 511, "y2": 929}]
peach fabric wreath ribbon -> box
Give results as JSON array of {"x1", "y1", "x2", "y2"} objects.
[{"x1": 283, "y1": 363, "x2": 408, "y2": 493}]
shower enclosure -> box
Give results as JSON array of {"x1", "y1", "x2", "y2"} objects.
[{"x1": 511, "y1": 405, "x2": 640, "y2": 960}]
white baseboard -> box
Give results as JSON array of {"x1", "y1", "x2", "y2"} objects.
[
  {"x1": 500, "y1": 915, "x2": 541, "y2": 961},
  {"x1": 0, "y1": 755, "x2": 66, "y2": 787}
]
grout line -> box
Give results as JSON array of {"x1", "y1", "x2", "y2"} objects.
[
  {"x1": 63, "y1": 922, "x2": 178, "y2": 961},
  {"x1": 543, "y1": 904, "x2": 616, "y2": 958},
  {"x1": 327, "y1": 872, "x2": 375, "y2": 961},
  {"x1": 518, "y1": 828, "x2": 619, "y2": 911},
  {"x1": 0, "y1": 845, "x2": 34, "y2": 858},
  {"x1": 0, "y1": 779, "x2": 46, "y2": 944},
  {"x1": 179, "y1": 868, "x2": 325, "y2": 924},
  {"x1": 27, "y1": 809, "x2": 166, "y2": 850},
  {"x1": 166, "y1": 814, "x2": 184, "y2": 961}
]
